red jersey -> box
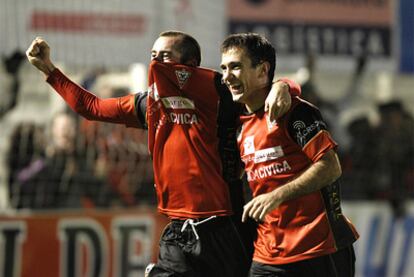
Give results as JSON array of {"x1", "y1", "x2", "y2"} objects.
[
  {"x1": 146, "y1": 61, "x2": 236, "y2": 218},
  {"x1": 47, "y1": 65, "x2": 237, "y2": 219},
  {"x1": 238, "y1": 97, "x2": 359, "y2": 265}
]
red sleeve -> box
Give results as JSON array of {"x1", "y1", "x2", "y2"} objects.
[
  {"x1": 302, "y1": 130, "x2": 337, "y2": 163},
  {"x1": 277, "y1": 77, "x2": 301, "y2": 97},
  {"x1": 46, "y1": 68, "x2": 141, "y2": 128}
]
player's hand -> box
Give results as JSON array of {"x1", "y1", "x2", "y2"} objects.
[
  {"x1": 242, "y1": 190, "x2": 281, "y2": 223},
  {"x1": 264, "y1": 81, "x2": 291, "y2": 122},
  {"x1": 26, "y1": 37, "x2": 55, "y2": 76}
]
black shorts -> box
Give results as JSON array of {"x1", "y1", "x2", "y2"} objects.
[
  {"x1": 249, "y1": 245, "x2": 356, "y2": 277},
  {"x1": 147, "y1": 216, "x2": 250, "y2": 277}
]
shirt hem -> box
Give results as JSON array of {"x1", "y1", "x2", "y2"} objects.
[
  {"x1": 158, "y1": 208, "x2": 232, "y2": 219},
  {"x1": 253, "y1": 247, "x2": 339, "y2": 265}
]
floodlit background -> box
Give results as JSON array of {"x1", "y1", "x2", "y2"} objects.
[{"x1": 0, "y1": 0, "x2": 413, "y2": 276}]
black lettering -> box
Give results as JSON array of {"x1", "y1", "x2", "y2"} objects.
[
  {"x1": 0, "y1": 222, "x2": 26, "y2": 277},
  {"x1": 59, "y1": 220, "x2": 107, "y2": 277},
  {"x1": 112, "y1": 218, "x2": 154, "y2": 277},
  {"x1": 229, "y1": 22, "x2": 390, "y2": 56}
]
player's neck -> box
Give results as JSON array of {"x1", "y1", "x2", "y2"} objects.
[{"x1": 245, "y1": 87, "x2": 269, "y2": 113}]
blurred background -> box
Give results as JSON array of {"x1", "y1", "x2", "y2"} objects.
[{"x1": 0, "y1": 0, "x2": 413, "y2": 276}]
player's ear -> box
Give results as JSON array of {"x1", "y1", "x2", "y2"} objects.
[{"x1": 258, "y1": 61, "x2": 270, "y2": 78}]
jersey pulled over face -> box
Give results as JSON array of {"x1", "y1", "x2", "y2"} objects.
[
  {"x1": 151, "y1": 36, "x2": 183, "y2": 64},
  {"x1": 146, "y1": 61, "x2": 236, "y2": 219}
]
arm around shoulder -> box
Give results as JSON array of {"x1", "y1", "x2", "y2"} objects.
[{"x1": 265, "y1": 78, "x2": 302, "y2": 121}]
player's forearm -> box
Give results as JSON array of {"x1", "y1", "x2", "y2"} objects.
[
  {"x1": 46, "y1": 69, "x2": 117, "y2": 121},
  {"x1": 46, "y1": 68, "x2": 139, "y2": 126},
  {"x1": 47, "y1": 68, "x2": 100, "y2": 116},
  {"x1": 272, "y1": 150, "x2": 341, "y2": 203}
]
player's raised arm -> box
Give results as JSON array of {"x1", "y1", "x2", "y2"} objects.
[{"x1": 25, "y1": 38, "x2": 142, "y2": 128}]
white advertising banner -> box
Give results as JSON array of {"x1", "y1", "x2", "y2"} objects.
[{"x1": 342, "y1": 201, "x2": 414, "y2": 277}]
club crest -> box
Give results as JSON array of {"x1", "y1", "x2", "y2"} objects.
[{"x1": 175, "y1": 68, "x2": 191, "y2": 89}]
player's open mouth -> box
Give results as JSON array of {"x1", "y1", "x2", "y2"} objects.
[{"x1": 229, "y1": 84, "x2": 242, "y2": 94}]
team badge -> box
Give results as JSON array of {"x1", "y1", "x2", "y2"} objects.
[
  {"x1": 175, "y1": 68, "x2": 191, "y2": 89},
  {"x1": 243, "y1": 135, "x2": 255, "y2": 155},
  {"x1": 148, "y1": 82, "x2": 159, "y2": 100}
]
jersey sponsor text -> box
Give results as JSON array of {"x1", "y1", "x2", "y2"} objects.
[
  {"x1": 166, "y1": 112, "x2": 199, "y2": 125},
  {"x1": 247, "y1": 160, "x2": 291, "y2": 181},
  {"x1": 253, "y1": 146, "x2": 284, "y2": 163},
  {"x1": 161, "y1": 96, "x2": 195, "y2": 110}
]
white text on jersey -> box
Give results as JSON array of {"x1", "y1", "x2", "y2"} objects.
[{"x1": 247, "y1": 160, "x2": 291, "y2": 181}]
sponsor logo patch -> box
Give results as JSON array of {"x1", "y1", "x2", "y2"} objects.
[
  {"x1": 253, "y1": 146, "x2": 284, "y2": 163},
  {"x1": 293, "y1": 120, "x2": 306, "y2": 131},
  {"x1": 293, "y1": 120, "x2": 326, "y2": 146},
  {"x1": 161, "y1": 96, "x2": 195, "y2": 110}
]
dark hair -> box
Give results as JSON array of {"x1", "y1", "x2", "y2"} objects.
[
  {"x1": 221, "y1": 33, "x2": 276, "y2": 84},
  {"x1": 159, "y1": 31, "x2": 201, "y2": 66}
]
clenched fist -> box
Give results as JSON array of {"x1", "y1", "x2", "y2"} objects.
[{"x1": 26, "y1": 37, "x2": 55, "y2": 76}]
